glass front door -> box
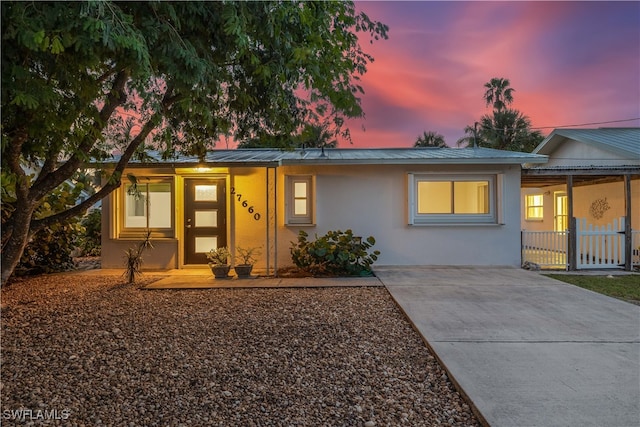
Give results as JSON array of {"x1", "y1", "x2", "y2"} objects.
[
  {"x1": 554, "y1": 192, "x2": 568, "y2": 231},
  {"x1": 184, "y1": 178, "x2": 227, "y2": 264}
]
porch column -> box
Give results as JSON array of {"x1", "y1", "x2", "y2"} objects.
[
  {"x1": 624, "y1": 174, "x2": 632, "y2": 271},
  {"x1": 266, "y1": 166, "x2": 278, "y2": 276},
  {"x1": 567, "y1": 175, "x2": 577, "y2": 271}
]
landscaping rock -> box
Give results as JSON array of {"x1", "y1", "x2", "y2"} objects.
[{"x1": 1, "y1": 274, "x2": 480, "y2": 426}]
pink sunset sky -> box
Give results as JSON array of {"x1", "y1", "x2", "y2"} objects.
[{"x1": 343, "y1": 1, "x2": 640, "y2": 148}]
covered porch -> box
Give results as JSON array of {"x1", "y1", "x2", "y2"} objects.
[{"x1": 521, "y1": 168, "x2": 640, "y2": 271}]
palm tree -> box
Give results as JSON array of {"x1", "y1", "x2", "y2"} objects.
[
  {"x1": 456, "y1": 123, "x2": 485, "y2": 148},
  {"x1": 237, "y1": 123, "x2": 338, "y2": 149},
  {"x1": 296, "y1": 123, "x2": 338, "y2": 148},
  {"x1": 478, "y1": 109, "x2": 542, "y2": 152},
  {"x1": 483, "y1": 77, "x2": 514, "y2": 111},
  {"x1": 414, "y1": 131, "x2": 447, "y2": 148}
]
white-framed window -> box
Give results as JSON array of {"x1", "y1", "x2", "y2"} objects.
[
  {"x1": 525, "y1": 194, "x2": 544, "y2": 220},
  {"x1": 285, "y1": 175, "x2": 314, "y2": 225},
  {"x1": 408, "y1": 173, "x2": 500, "y2": 225},
  {"x1": 120, "y1": 179, "x2": 174, "y2": 238}
]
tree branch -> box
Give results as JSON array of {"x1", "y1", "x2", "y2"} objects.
[
  {"x1": 30, "y1": 69, "x2": 130, "y2": 200},
  {"x1": 30, "y1": 110, "x2": 163, "y2": 232},
  {"x1": 31, "y1": 79, "x2": 181, "y2": 232}
]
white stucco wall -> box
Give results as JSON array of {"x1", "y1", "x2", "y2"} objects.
[
  {"x1": 277, "y1": 163, "x2": 523, "y2": 267},
  {"x1": 101, "y1": 163, "x2": 526, "y2": 270}
]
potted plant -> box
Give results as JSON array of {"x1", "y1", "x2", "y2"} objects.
[
  {"x1": 207, "y1": 247, "x2": 231, "y2": 279},
  {"x1": 233, "y1": 246, "x2": 261, "y2": 278}
]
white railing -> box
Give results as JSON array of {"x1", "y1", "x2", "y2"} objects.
[
  {"x1": 576, "y1": 217, "x2": 625, "y2": 269},
  {"x1": 522, "y1": 230, "x2": 568, "y2": 269}
]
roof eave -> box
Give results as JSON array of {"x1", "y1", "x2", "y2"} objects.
[{"x1": 280, "y1": 157, "x2": 548, "y2": 166}]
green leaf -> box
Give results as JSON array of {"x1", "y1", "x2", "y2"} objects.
[
  {"x1": 33, "y1": 29, "x2": 45, "y2": 45},
  {"x1": 50, "y1": 35, "x2": 65, "y2": 54}
]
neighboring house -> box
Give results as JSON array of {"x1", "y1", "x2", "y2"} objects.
[
  {"x1": 521, "y1": 128, "x2": 640, "y2": 270},
  {"x1": 100, "y1": 147, "x2": 546, "y2": 273}
]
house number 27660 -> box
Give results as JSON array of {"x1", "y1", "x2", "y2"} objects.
[{"x1": 230, "y1": 187, "x2": 261, "y2": 221}]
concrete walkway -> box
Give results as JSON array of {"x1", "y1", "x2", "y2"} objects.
[
  {"x1": 144, "y1": 274, "x2": 383, "y2": 289},
  {"x1": 376, "y1": 266, "x2": 640, "y2": 427}
]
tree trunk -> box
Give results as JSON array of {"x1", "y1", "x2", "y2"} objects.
[
  {"x1": 1, "y1": 201, "x2": 35, "y2": 285},
  {"x1": 0, "y1": 77, "x2": 175, "y2": 285}
]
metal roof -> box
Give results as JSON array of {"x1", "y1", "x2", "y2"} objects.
[
  {"x1": 113, "y1": 147, "x2": 547, "y2": 167},
  {"x1": 532, "y1": 128, "x2": 640, "y2": 158}
]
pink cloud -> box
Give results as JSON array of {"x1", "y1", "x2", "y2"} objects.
[{"x1": 343, "y1": 1, "x2": 639, "y2": 148}]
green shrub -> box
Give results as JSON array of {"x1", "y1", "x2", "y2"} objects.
[
  {"x1": 77, "y1": 209, "x2": 101, "y2": 256},
  {"x1": 13, "y1": 182, "x2": 84, "y2": 276},
  {"x1": 290, "y1": 229, "x2": 380, "y2": 276}
]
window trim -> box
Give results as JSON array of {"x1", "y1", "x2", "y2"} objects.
[
  {"x1": 525, "y1": 194, "x2": 544, "y2": 221},
  {"x1": 118, "y1": 177, "x2": 175, "y2": 238},
  {"x1": 285, "y1": 175, "x2": 314, "y2": 225},
  {"x1": 408, "y1": 173, "x2": 500, "y2": 225}
]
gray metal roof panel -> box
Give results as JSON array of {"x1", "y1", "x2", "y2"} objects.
[
  {"x1": 107, "y1": 147, "x2": 547, "y2": 166},
  {"x1": 533, "y1": 128, "x2": 640, "y2": 158},
  {"x1": 276, "y1": 147, "x2": 547, "y2": 165}
]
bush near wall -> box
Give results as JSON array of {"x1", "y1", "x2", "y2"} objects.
[
  {"x1": 76, "y1": 209, "x2": 101, "y2": 257},
  {"x1": 15, "y1": 184, "x2": 85, "y2": 276},
  {"x1": 290, "y1": 229, "x2": 380, "y2": 277},
  {"x1": 2, "y1": 176, "x2": 88, "y2": 276}
]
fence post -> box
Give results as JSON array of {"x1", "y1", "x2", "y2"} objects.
[
  {"x1": 567, "y1": 175, "x2": 576, "y2": 271},
  {"x1": 568, "y1": 217, "x2": 577, "y2": 271},
  {"x1": 624, "y1": 174, "x2": 632, "y2": 271}
]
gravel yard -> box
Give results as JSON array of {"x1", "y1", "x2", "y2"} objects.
[{"x1": 1, "y1": 274, "x2": 479, "y2": 426}]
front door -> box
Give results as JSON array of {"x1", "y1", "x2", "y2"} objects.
[
  {"x1": 184, "y1": 178, "x2": 227, "y2": 264},
  {"x1": 554, "y1": 192, "x2": 568, "y2": 232}
]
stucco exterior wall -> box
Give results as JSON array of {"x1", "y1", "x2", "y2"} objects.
[
  {"x1": 101, "y1": 163, "x2": 525, "y2": 270},
  {"x1": 277, "y1": 163, "x2": 523, "y2": 267},
  {"x1": 101, "y1": 186, "x2": 179, "y2": 269},
  {"x1": 228, "y1": 167, "x2": 269, "y2": 269}
]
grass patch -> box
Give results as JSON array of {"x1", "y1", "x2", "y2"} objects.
[{"x1": 546, "y1": 274, "x2": 640, "y2": 304}]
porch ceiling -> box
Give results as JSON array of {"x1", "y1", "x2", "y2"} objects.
[
  {"x1": 522, "y1": 175, "x2": 619, "y2": 188},
  {"x1": 521, "y1": 172, "x2": 640, "y2": 188}
]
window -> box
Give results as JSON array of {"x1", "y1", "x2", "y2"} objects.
[
  {"x1": 120, "y1": 179, "x2": 174, "y2": 237},
  {"x1": 408, "y1": 174, "x2": 499, "y2": 225},
  {"x1": 286, "y1": 175, "x2": 314, "y2": 225},
  {"x1": 525, "y1": 194, "x2": 544, "y2": 220}
]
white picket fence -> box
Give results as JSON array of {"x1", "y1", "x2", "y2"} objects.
[
  {"x1": 522, "y1": 217, "x2": 638, "y2": 270},
  {"x1": 576, "y1": 217, "x2": 625, "y2": 269},
  {"x1": 521, "y1": 230, "x2": 568, "y2": 269}
]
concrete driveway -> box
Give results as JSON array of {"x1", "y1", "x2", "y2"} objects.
[{"x1": 375, "y1": 266, "x2": 640, "y2": 427}]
